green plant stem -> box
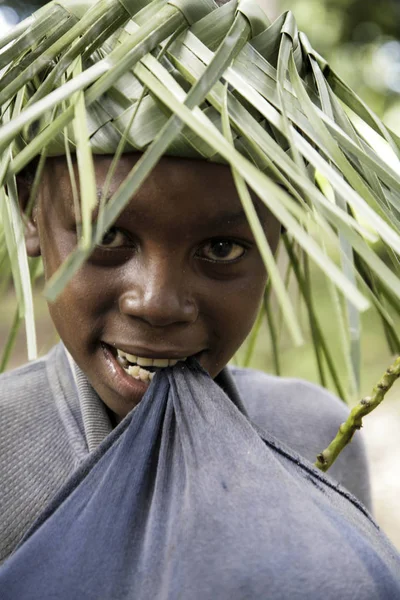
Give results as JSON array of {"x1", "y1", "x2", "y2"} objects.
[
  {"x1": 283, "y1": 234, "x2": 348, "y2": 401},
  {"x1": 263, "y1": 284, "x2": 281, "y2": 376},
  {"x1": 315, "y1": 356, "x2": 400, "y2": 472},
  {"x1": 0, "y1": 308, "x2": 22, "y2": 374},
  {"x1": 243, "y1": 307, "x2": 264, "y2": 367}
]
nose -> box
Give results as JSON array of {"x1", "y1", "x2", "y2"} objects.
[{"x1": 119, "y1": 258, "x2": 198, "y2": 327}]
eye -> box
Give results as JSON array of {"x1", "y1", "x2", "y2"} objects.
[
  {"x1": 97, "y1": 227, "x2": 127, "y2": 249},
  {"x1": 197, "y1": 239, "x2": 246, "y2": 263}
]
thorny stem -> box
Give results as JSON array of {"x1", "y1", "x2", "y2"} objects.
[{"x1": 315, "y1": 355, "x2": 400, "y2": 472}]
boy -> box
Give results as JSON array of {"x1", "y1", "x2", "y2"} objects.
[
  {"x1": 1, "y1": 150, "x2": 371, "y2": 562},
  {"x1": 1, "y1": 0, "x2": 399, "y2": 596}
]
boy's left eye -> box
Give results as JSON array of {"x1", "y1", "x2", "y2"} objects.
[
  {"x1": 197, "y1": 240, "x2": 246, "y2": 263},
  {"x1": 98, "y1": 228, "x2": 127, "y2": 248}
]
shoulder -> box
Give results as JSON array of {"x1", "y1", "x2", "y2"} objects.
[
  {"x1": 0, "y1": 346, "x2": 81, "y2": 562},
  {"x1": 229, "y1": 367, "x2": 372, "y2": 510},
  {"x1": 0, "y1": 344, "x2": 79, "y2": 439},
  {"x1": 0, "y1": 354, "x2": 50, "y2": 404},
  {"x1": 0, "y1": 347, "x2": 66, "y2": 420},
  {"x1": 0, "y1": 347, "x2": 67, "y2": 459},
  {"x1": 230, "y1": 367, "x2": 350, "y2": 430},
  {"x1": 0, "y1": 356, "x2": 58, "y2": 445}
]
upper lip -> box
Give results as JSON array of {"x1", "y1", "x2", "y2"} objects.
[{"x1": 104, "y1": 342, "x2": 204, "y2": 360}]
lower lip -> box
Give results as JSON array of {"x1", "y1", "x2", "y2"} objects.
[{"x1": 101, "y1": 343, "x2": 151, "y2": 401}]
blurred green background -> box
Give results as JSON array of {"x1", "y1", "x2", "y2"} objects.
[{"x1": 1, "y1": 0, "x2": 400, "y2": 547}]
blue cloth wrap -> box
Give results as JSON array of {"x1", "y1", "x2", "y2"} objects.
[{"x1": 1, "y1": 360, "x2": 400, "y2": 599}]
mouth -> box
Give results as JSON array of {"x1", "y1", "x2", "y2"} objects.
[
  {"x1": 98, "y1": 342, "x2": 206, "y2": 415},
  {"x1": 114, "y1": 349, "x2": 188, "y2": 383},
  {"x1": 100, "y1": 342, "x2": 205, "y2": 406}
]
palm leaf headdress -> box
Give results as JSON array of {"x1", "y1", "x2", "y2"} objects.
[{"x1": 1, "y1": 0, "x2": 400, "y2": 401}]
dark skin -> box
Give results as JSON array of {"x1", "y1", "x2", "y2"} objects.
[{"x1": 23, "y1": 154, "x2": 280, "y2": 422}]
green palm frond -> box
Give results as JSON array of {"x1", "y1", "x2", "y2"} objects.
[{"x1": 1, "y1": 0, "x2": 400, "y2": 399}]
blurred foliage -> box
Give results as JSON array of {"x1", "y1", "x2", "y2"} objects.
[
  {"x1": 0, "y1": 1, "x2": 50, "y2": 19},
  {"x1": 281, "y1": 0, "x2": 400, "y2": 131}
]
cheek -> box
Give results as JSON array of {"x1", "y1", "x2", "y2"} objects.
[
  {"x1": 210, "y1": 271, "x2": 267, "y2": 354},
  {"x1": 47, "y1": 268, "x2": 116, "y2": 344},
  {"x1": 224, "y1": 286, "x2": 263, "y2": 337}
]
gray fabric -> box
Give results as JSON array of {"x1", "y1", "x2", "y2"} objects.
[
  {"x1": 230, "y1": 367, "x2": 372, "y2": 510},
  {"x1": 1, "y1": 360, "x2": 399, "y2": 600},
  {"x1": 0, "y1": 346, "x2": 84, "y2": 563},
  {"x1": 66, "y1": 351, "x2": 113, "y2": 452},
  {"x1": 0, "y1": 343, "x2": 371, "y2": 564}
]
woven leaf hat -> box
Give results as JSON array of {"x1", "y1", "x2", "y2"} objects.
[{"x1": 1, "y1": 0, "x2": 400, "y2": 400}]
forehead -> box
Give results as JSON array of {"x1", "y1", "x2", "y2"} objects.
[
  {"x1": 39, "y1": 154, "x2": 271, "y2": 234},
  {"x1": 42, "y1": 154, "x2": 239, "y2": 206}
]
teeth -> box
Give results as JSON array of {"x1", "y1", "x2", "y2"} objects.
[
  {"x1": 128, "y1": 365, "x2": 140, "y2": 377},
  {"x1": 129, "y1": 367, "x2": 155, "y2": 382},
  {"x1": 139, "y1": 368, "x2": 150, "y2": 382},
  {"x1": 152, "y1": 358, "x2": 169, "y2": 368},
  {"x1": 137, "y1": 357, "x2": 153, "y2": 367},
  {"x1": 117, "y1": 348, "x2": 188, "y2": 380},
  {"x1": 117, "y1": 355, "x2": 129, "y2": 368},
  {"x1": 117, "y1": 349, "x2": 187, "y2": 366}
]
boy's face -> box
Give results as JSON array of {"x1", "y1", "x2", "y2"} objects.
[{"x1": 27, "y1": 155, "x2": 280, "y2": 421}]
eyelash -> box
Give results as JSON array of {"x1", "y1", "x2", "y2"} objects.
[{"x1": 96, "y1": 229, "x2": 248, "y2": 264}]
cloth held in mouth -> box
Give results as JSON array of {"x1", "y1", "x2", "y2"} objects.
[{"x1": 0, "y1": 360, "x2": 400, "y2": 599}]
